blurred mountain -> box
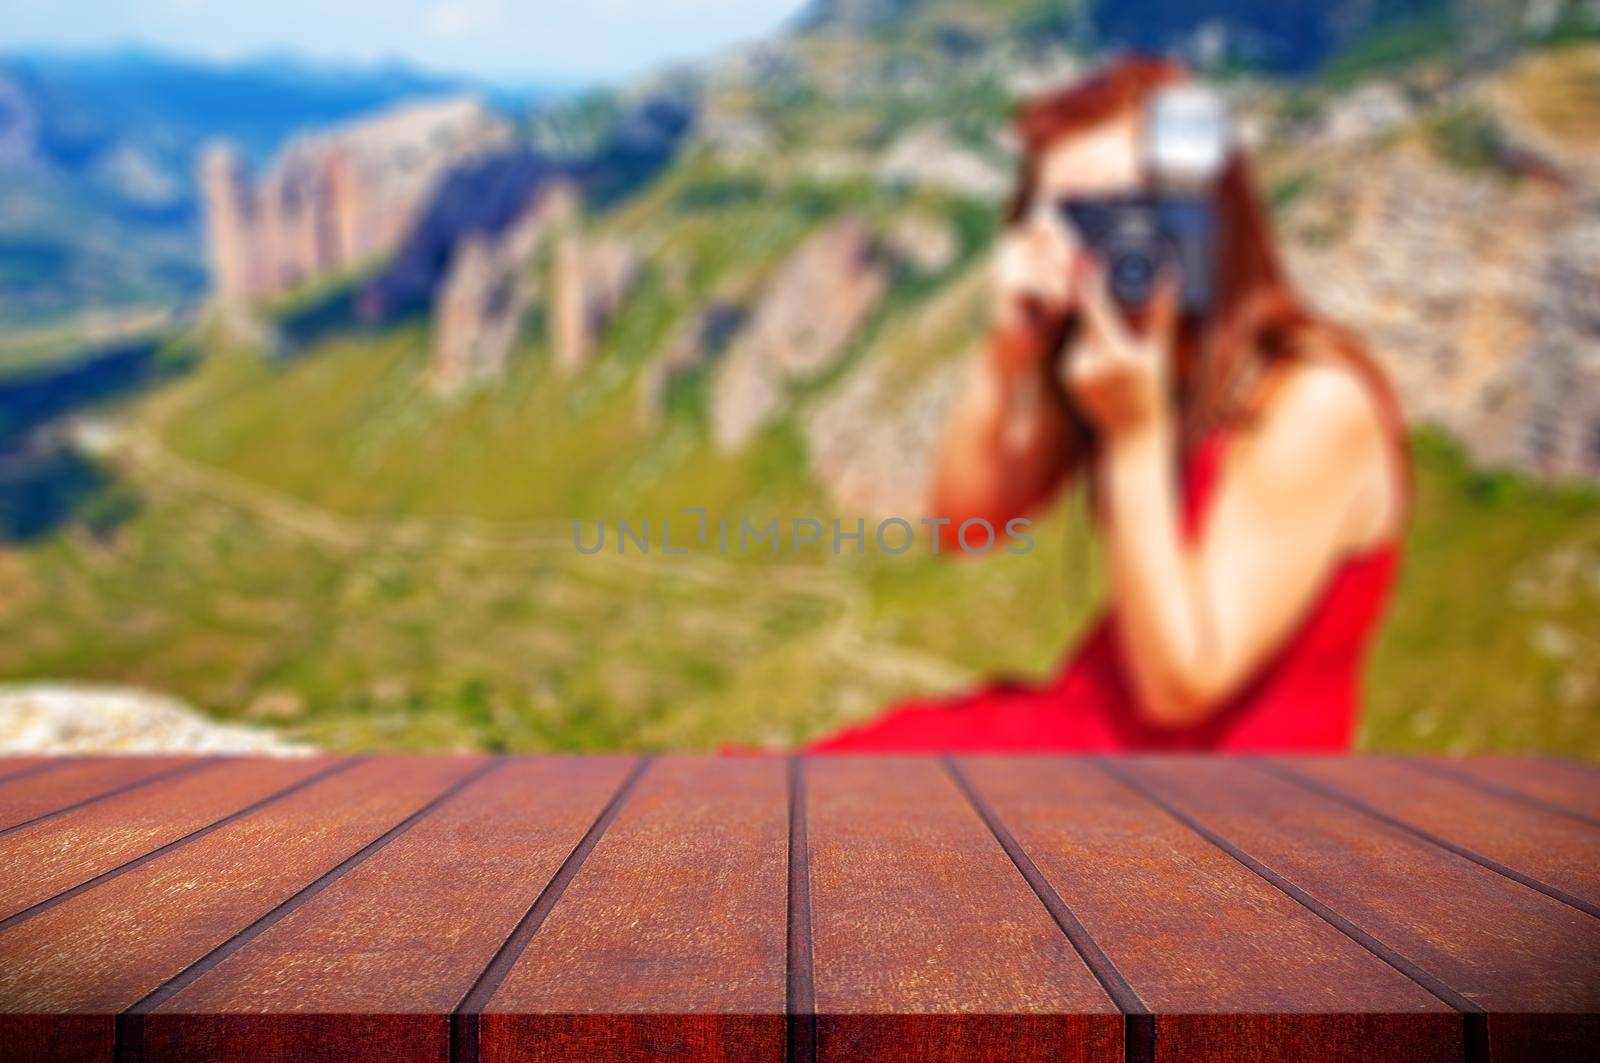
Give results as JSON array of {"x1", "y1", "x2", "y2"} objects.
[
  {"x1": 0, "y1": 48, "x2": 541, "y2": 335},
  {"x1": 794, "y1": 0, "x2": 1590, "y2": 74},
  {"x1": 173, "y1": 0, "x2": 1600, "y2": 491}
]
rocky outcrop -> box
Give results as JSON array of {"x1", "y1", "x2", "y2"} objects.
[
  {"x1": 1283, "y1": 142, "x2": 1600, "y2": 480},
  {"x1": 430, "y1": 184, "x2": 579, "y2": 394},
  {"x1": 200, "y1": 97, "x2": 512, "y2": 306},
  {"x1": 806, "y1": 266, "x2": 988, "y2": 516},
  {"x1": 362, "y1": 147, "x2": 555, "y2": 320},
  {"x1": 1312, "y1": 82, "x2": 1413, "y2": 147},
  {"x1": 552, "y1": 234, "x2": 642, "y2": 370},
  {"x1": 878, "y1": 125, "x2": 1010, "y2": 201},
  {"x1": 639, "y1": 302, "x2": 747, "y2": 422},
  {"x1": 712, "y1": 217, "x2": 891, "y2": 448},
  {"x1": 0, "y1": 683, "x2": 310, "y2": 754},
  {"x1": 886, "y1": 212, "x2": 960, "y2": 274},
  {"x1": 808, "y1": 355, "x2": 966, "y2": 517}
]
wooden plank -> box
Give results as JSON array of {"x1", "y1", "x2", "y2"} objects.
[
  {"x1": 802, "y1": 757, "x2": 1121, "y2": 1063},
  {"x1": 0, "y1": 759, "x2": 70, "y2": 786},
  {"x1": 0, "y1": 756, "x2": 483, "y2": 1063},
  {"x1": 1278, "y1": 758, "x2": 1600, "y2": 913},
  {"x1": 957, "y1": 758, "x2": 1460, "y2": 1063},
  {"x1": 1125, "y1": 757, "x2": 1600, "y2": 1063},
  {"x1": 137, "y1": 757, "x2": 637, "y2": 1063},
  {"x1": 0, "y1": 757, "x2": 198, "y2": 832},
  {"x1": 0, "y1": 756, "x2": 339, "y2": 922},
  {"x1": 1409, "y1": 756, "x2": 1600, "y2": 823},
  {"x1": 479, "y1": 757, "x2": 788, "y2": 1063}
]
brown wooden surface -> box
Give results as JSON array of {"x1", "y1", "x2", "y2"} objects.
[
  {"x1": 481, "y1": 757, "x2": 788, "y2": 1063},
  {"x1": 0, "y1": 758, "x2": 65, "y2": 785},
  {"x1": 959, "y1": 758, "x2": 1459, "y2": 1063},
  {"x1": 805, "y1": 757, "x2": 1122, "y2": 1063},
  {"x1": 140, "y1": 757, "x2": 636, "y2": 1063},
  {"x1": 0, "y1": 756, "x2": 337, "y2": 922},
  {"x1": 1125, "y1": 757, "x2": 1600, "y2": 1063},
  {"x1": 1283, "y1": 757, "x2": 1600, "y2": 914},
  {"x1": 1411, "y1": 756, "x2": 1600, "y2": 824},
  {"x1": 0, "y1": 757, "x2": 197, "y2": 832},
  {"x1": 0, "y1": 754, "x2": 1594, "y2": 1063}
]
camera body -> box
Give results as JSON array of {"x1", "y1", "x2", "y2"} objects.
[
  {"x1": 1060, "y1": 195, "x2": 1215, "y2": 314},
  {"x1": 1058, "y1": 84, "x2": 1230, "y2": 316}
]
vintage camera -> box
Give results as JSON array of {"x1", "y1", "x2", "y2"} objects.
[{"x1": 1059, "y1": 85, "x2": 1232, "y2": 314}]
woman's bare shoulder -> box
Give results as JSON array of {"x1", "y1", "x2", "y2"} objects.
[
  {"x1": 1239, "y1": 355, "x2": 1403, "y2": 546},
  {"x1": 1249, "y1": 357, "x2": 1387, "y2": 465}
]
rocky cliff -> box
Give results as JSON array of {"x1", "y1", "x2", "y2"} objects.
[
  {"x1": 711, "y1": 217, "x2": 890, "y2": 449},
  {"x1": 200, "y1": 97, "x2": 512, "y2": 306},
  {"x1": 193, "y1": 17, "x2": 1600, "y2": 499}
]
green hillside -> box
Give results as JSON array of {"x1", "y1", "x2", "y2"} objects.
[{"x1": 2, "y1": 146, "x2": 1597, "y2": 756}]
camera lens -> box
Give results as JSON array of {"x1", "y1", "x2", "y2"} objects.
[{"x1": 1109, "y1": 250, "x2": 1156, "y2": 304}]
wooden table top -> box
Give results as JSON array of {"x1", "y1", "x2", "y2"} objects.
[{"x1": 0, "y1": 754, "x2": 1594, "y2": 1063}]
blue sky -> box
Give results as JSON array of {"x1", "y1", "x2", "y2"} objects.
[{"x1": 0, "y1": 0, "x2": 811, "y2": 84}]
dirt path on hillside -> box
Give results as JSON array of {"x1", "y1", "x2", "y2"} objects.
[{"x1": 102, "y1": 390, "x2": 973, "y2": 697}]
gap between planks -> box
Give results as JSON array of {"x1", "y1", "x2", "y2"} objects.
[
  {"x1": 0, "y1": 760, "x2": 216, "y2": 839},
  {"x1": 1259, "y1": 760, "x2": 1600, "y2": 921},
  {"x1": 787, "y1": 756, "x2": 817, "y2": 1063},
  {"x1": 1096, "y1": 760, "x2": 1489, "y2": 1063},
  {"x1": 113, "y1": 760, "x2": 498, "y2": 1063},
  {"x1": 942, "y1": 757, "x2": 1156, "y2": 1063},
  {"x1": 1392, "y1": 759, "x2": 1600, "y2": 831},
  {"x1": 0, "y1": 758, "x2": 360, "y2": 935},
  {"x1": 448, "y1": 755, "x2": 655, "y2": 1063},
  {"x1": 0, "y1": 757, "x2": 82, "y2": 787}
]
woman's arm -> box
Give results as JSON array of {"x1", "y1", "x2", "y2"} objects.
[
  {"x1": 929, "y1": 223, "x2": 1081, "y2": 537},
  {"x1": 1068, "y1": 272, "x2": 1399, "y2": 727},
  {"x1": 930, "y1": 326, "x2": 1073, "y2": 535}
]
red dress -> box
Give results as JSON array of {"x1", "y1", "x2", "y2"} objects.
[{"x1": 807, "y1": 428, "x2": 1400, "y2": 754}]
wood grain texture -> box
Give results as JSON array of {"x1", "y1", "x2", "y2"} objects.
[
  {"x1": 0, "y1": 757, "x2": 197, "y2": 832},
  {"x1": 0, "y1": 759, "x2": 69, "y2": 786},
  {"x1": 958, "y1": 757, "x2": 1459, "y2": 1063},
  {"x1": 480, "y1": 757, "x2": 789, "y2": 1063},
  {"x1": 0, "y1": 757, "x2": 481, "y2": 1063},
  {"x1": 139, "y1": 757, "x2": 636, "y2": 1063},
  {"x1": 803, "y1": 757, "x2": 1121, "y2": 1063},
  {"x1": 0, "y1": 756, "x2": 337, "y2": 921},
  {"x1": 1280, "y1": 757, "x2": 1600, "y2": 911},
  {"x1": 1126, "y1": 757, "x2": 1600, "y2": 1062},
  {"x1": 1409, "y1": 756, "x2": 1600, "y2": 823},
  {"x1": 0, "y1": 755, "x2": 1591, "y2": 1063}
]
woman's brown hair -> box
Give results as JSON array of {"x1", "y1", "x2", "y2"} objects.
[{"x1": 1006, "y1": 56, "x2": 1410, "y2": 508}]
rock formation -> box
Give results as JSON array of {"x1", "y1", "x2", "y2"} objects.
[
  {"x1": 199, "y1": 97, "x2": 512, "y2": 307},
  {"x1": 363, "y1": 147, "x2": 554, "y2": 320},
  {"x1": 878, "y1": 124, "x2": 1010, "y2": 201},
  {"x1": 0, "y1": 682, "x2": 310, "y2": 754},
  {"x1": 552, "y1": 233, "x2": 642, "y2": 370},
  {"x1": 806, "y1": 266, "x2": 988, "y2": 516},
  {"x1": 886, "y1": 212, "x2": 960, "y2": 274},
  {"x1": 639, "y1": 302, "x2": 747, "y2": 422},
  {"x1": 1282, "y1": 143, "x2": 1600, "y2": 479},
  {"x1": 711, "y1": 217, "x2": 891, "y2": 449},
  {"x1": 430, "y1": 184, "x2": 579, "y2": 394}
]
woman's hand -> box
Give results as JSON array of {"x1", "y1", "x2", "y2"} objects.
[
  {"x1": 989, "y1": 209, "x2": 1077, "y2": 372},
  {"x1": 1061, "y1": 265, "x2": 1179, "y2": 440}
]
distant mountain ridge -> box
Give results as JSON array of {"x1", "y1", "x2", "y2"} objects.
[{"x1": 793, "y1": 0, "x2": 1591, "y2": 73}]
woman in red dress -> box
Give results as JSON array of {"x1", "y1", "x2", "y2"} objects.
[{"x1": 809, "y1": 58, "x2": 1410, "y2": 754}]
